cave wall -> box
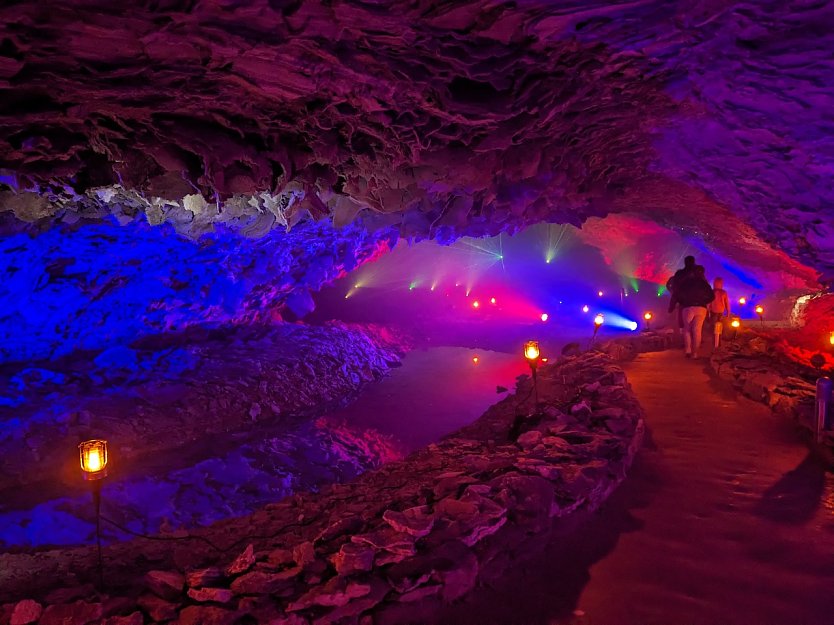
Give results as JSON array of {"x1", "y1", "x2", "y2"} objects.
[{"x1": 0, "y1": 215, "x2": 396, "y2": 363}]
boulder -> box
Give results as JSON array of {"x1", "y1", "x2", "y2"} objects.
[
  {"x1": 331, "y1": 542, "x2": 376, "y2": 576},
  {"x1": 383, "y1": 506, "x2": 434, "y2": 538},
  {"x1": 39, "y1": 602, "x2": 102, "y2": 625},
  {"x1": 186, "y1": 567, "x2": 225, "y2": 588},
  {"x1": 187, "y1": 587, "x2": 234, "y2": 604},
  {"x1": 145, "y1": 570, "x2": 184, "y2": 600},
  {"x1": 176, "y1": 606, "x2": 239, "y2": 625},
  {"x1": 137, "y1": 594, "x2": 179, "y2": 621},
  {"x1": 102, "y1": 613, "x2": 144, "y2": 625},
  {"x1": 9, "y1": 600, "x2": 41, "y2": 625},
  {"x1": 230, "y1": 569, "x2": 299, "y2": 596},
  {"x1": 225, "y1": 544, "x2": 255, "y2": 576}
]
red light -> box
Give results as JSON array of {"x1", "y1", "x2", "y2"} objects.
[
  {"x1": 472, "y1": 356, "x2": 479, "y2": 364},
  {"x1": 541, "y1": 357, "x2": 549, "y2": 363},
  {"x1": 540, "y1": 313, "x2": 549, "y2": 322},
  {"x1": 473, "y1": 301, "x2": 480, "y2": 309}
]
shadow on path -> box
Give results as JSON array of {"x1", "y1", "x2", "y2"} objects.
[{"x1": 754, "y1": 452, "x2": 827, "y2": 524}]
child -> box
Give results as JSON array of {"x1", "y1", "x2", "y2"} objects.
[{"x1": 708, "y1": 277, "x2": 731, "y2": 348}]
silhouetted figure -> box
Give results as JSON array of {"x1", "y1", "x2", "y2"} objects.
[
  {"x1": 708, "y1": 277, "x2": 730, "y2": 349},
  {"x1": 666, "y1": 256, "x2": 700, "y2": 332},
  {"x1": 671, "y1": 264, "x2": 714, "y2": 358}
]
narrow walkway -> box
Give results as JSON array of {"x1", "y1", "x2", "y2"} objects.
[{"x1": 436, "y1": 350, "x2": 834, "y2": 625}]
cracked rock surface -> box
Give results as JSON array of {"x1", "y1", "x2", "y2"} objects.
[{"x1": 0, "y1": 0, "x2": 832, "y2": 286}]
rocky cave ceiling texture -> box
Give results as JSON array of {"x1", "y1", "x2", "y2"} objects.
[{"x1": 0, "y1": 0, "x2": 832, "y2": 290}]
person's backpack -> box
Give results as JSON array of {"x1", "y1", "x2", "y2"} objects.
[{"x1": 675, "y1": 273, "x2": 714, "y2": 307}]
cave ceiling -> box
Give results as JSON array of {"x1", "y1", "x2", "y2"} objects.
[{"x1": 0, "y1": 0, "x2": 832, "y2": 289}]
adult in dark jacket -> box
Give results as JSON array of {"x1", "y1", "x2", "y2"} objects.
[{"x1": 673, "y1": 265, "x2": 714, "y2": 358}]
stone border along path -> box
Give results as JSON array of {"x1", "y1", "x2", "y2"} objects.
[
  {"x1": 0, "y1": 348, "x2": 650, "y2": 625},
  {"x1": 709, "y1": 333, "x2": 832, "y2": 454}
]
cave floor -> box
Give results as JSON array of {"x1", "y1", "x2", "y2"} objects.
[{"x1": 435, "y1": 349, "x2": 834, "y2": 625}]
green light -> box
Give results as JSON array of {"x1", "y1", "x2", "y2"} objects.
[{"x1": 409, "y1": 282, "x2": 417, "y2": 291}]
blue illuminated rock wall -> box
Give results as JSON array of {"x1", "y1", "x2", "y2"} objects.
[{"x1": 0, "y1": 217, "x2": 397, "y2": 364}]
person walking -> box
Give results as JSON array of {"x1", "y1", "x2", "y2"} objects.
[
  {"x1": 673, "y1": 265, "x2": 714, "y2": 359},
  {"x1": 708, "y1": 277, "x2": 730, "y2": 349}
]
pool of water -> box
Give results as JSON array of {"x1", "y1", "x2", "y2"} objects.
[{"x1": 0, "y1": 346, "x2": 525, "y2": 549}]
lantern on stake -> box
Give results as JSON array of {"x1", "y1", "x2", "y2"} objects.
[
  {"x1": 755, "y1": 305, "x2": 764, "y2": 327},
  {"x1": 523, "y1": 340, "x2": 541, "y2": 404},
  {"x1": 643, "y1": 311, "x2": 653, "y2": 331},
  {"x1": 78, "y1": 439, "x2": 108, "y2": 589},
  {"x1": 592, "y1": 313, "x2": 604, "y2": 341}
]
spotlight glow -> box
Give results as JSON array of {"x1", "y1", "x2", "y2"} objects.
[
  {"x1": 598, "y1": 291, "x2": 604, "y2": 297},
  {"x1": 582, "y1": 305, "x2": 589, "y2": 313},
  {"x1": 628, "y1": 321, "x2": 638, "y2": 331},
  {"x1": 473, "y1": 300, "x2": 480, "y2": 309},
  {"x1": 540, "y1": 313, "x2": 549, "y2": 322},
  {"x1": 594, "y1": 313, "x2": 605, "y2": 327},
  {"x1": 490, "y1": 297, "x2": 496, "y2": 304}
]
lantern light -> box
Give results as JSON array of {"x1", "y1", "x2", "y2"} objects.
[
  {"x1": 594, "y1": 313, "x2": 605, "y2": 327},
  {"x1": 472, "y1": 356, "x2": 479, "y2": 364},
  {"x1": 524, "y1": 340, "x2": 540, "y2": 361},
  {"x1": 644, "y1": 312, "x2": 653, "y2": 320},
  {"x1": 830, "y1": 331, "x2": 834, "y2": 346},
  {"x1": 541, "y1": 357, "x2": 549, "y2": 363},
  {"x1": 598, "y1": 290, "x2": 604, "y2": 297},
  {"x1": 79, "y1": 439, "x2": 108, "y2": 481},
  {"x1": 490, "y1": 297, "x2": 496, "y2": 304},
  {"x1": 755, "y1": 305, "x2": 764, "y2": 315},
  {"x1": 739, "y1": 297, "x2": 747, "y2": 305},
  {"x1": 540, "y1": 313, "x2": 549, "y2": 322},
  {"x1": 731, "y1": 317, "x2": 741, "y2": 328},
  {"x1": 473, "y1": 300, "x2": 480, "y2": 309},
  {"x1": 582, "y1": 305, "x2": 589, "y2": 313}
]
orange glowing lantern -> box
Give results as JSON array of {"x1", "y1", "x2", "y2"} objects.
[
  {"x1": 730, "y1": 317, "x2": 741, "y2": 329},
  {"x1": 739, "y1": 297, "x2": 747, "y2": 305},
  {"x1": 594, "y1": 313, "x2": 605, "y2": 328},
  {"x1": 79, "y1": 439, "x2": 108, "y2": 481},
  {"x1": 829, "y1": 331, "x2": 834, "y2": 346},
  {"x1": 473, "y1": 300, "x2": 480, "y2": 309},
  {"x1": 755, "y1": 305, "x2": 764, "y2": 315},
  {"x1": 524, "y1": 340, "x2": 540, "y2": 361},
  {"x1": 644, "y1": 312, "x2": 653, "y2": 321},
  {"x1": 540, "y1": 313, "x2": 549, "y2": 322},
  {"x1": 472, "y1": 356, "x2": 479, "y2": 364},
  {"x1": 541, "y1": 357, "x2": 549, "y2": 363}
]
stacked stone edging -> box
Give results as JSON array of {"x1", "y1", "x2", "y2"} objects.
[
  {"x1": 1, "y1": 351, "x2": 644, "y2": 625},
  {"x1": 709, "y1": 334, "x2": 820, "y2": 439},
  {"x1": 596, "y1": 330, "x2": 682, "y2": 362}
]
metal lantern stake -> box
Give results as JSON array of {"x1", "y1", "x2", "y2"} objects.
[
  {"x1": 815, "y1": 377, "x2": 832, "y2": 444},
  {"x1": 755, "y1": 305, "x2": 764, "y2": 327},
  {"x1": 79, "y1": 439, "x2": 108, "y2": 589},
  {"x1": 643, "y1": 311, "x2": 653, "y2": 331},
  {"x1": 730, "y1": 316, "x2": 741, "y2": 341},
  {"x1": 592, "y1": 313, "x2": 604, "y2": 342},
  {"x1": 523, "y1": 340, "x2": 541, "y2": 405}
]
